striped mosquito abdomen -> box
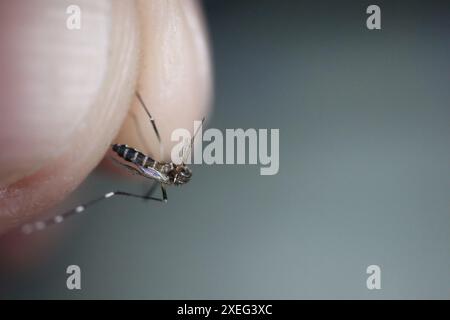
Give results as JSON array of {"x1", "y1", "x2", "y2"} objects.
[{"x1": 112, "y1": 144, "x2": 155, "y2": 167}]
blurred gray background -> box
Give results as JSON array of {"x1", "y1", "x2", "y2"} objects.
[{"x1": 1, "y1": 0, "x2": 450, "y2": 299}]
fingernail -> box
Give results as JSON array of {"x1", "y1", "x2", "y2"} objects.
[{"x1": 0, "y1": 0, "x2": 113, "y2": 186}]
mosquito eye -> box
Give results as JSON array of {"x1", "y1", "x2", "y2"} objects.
[{"x1": 181, "y1": 168, "x2": 191, "y2": 177}]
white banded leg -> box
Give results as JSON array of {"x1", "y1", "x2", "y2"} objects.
[
  {"x1": 135, "y1": 91, "x2": 165, "y2": 159},
  {"x1": 20, "y1": 190, "x2": 165, "y2": 235}
]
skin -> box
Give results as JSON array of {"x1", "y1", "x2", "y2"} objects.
[{"x1": 0, "y1": 0, "x2": 212, "y2": 235}]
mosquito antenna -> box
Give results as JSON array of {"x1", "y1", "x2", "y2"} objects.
[
  {"x1": 191, "y1": 117, "x2": 205, "y2": 151},
  {"x1": 182, "y1": 117, "x2": 205, "y2": 163}
]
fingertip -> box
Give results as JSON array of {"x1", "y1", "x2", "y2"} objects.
[
  {"x1": 115, "y1": 0, "x2": 213, "y2": 161},
  {"x1": 0, "y1": 0, "x2": 140, "y2": 233}
]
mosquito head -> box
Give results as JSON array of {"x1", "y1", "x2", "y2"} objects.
[{"x1": 173, "y1": 164, "x2": 192, "y2": 185}]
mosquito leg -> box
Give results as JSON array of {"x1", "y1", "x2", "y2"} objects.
[
  {"x1": 135, "y1": 91, "x2": 161, "y2": 144},
  {"x1": 161, "y1": 184, "x2": 168, "y2": 203},
  {"x1": 110, "y1": 157, "x2": 165, "y2": 204},
  {"x1": 135, "y1": 91, "x2": 165, "y2": 159},
  {"x1": 142, "y1": 181, "x2": 159, "y2": 202},
  {"x1": 129, "y1": 112, "x2": 150, "y2": 151},
  {"x1": 135, "y1": 91, "x2": 160, "y2": 141},
  {"x1": 20, "y1": 190, "x2": 164, "y2": 235}
]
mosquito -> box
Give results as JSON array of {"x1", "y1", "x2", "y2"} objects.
[{"x1": 20, "y1": 91, "x2": 205, "y2": 235}]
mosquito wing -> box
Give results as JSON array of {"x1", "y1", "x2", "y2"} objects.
[
  {"x1": 110, "y1": 157, "x2": 142, "y2": 176},
  {"x1": 139, "y1": 166, "x2": 170, "y2": 183}
]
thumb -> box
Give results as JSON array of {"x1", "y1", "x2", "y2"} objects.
[{"x1": 0, "y1": 0, "x2": 140, "y2": 233}]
